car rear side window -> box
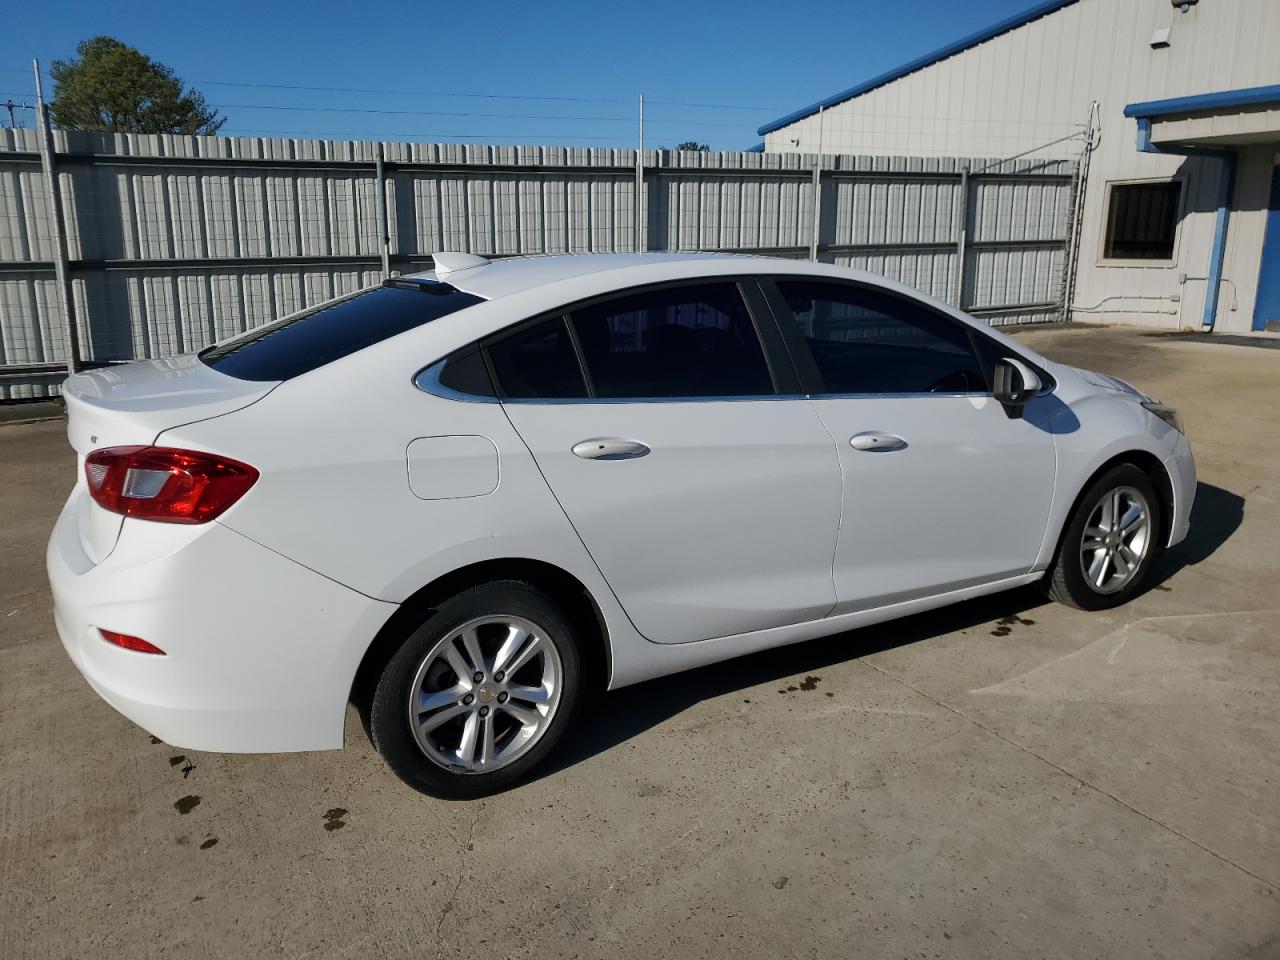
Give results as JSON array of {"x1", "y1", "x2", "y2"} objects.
[
  {"x1": 772, "y1": 280, "x2": 986, "y2": 395},
  {"x1": 487, "y1": 317, "x2": 588, "y2": 399},
  {"x1": 201, "y1": 281, "x2": 484, "y2": 382},
  {"x1": 566, "y1": 283, "x2": 774, "y2": 398}
]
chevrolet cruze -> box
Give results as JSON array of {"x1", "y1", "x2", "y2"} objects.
[{"x1": 47, "y1": 252, "x2": 1195, "y2": 798}]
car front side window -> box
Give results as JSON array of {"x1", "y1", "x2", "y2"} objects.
[{"x1": 771, "y1": 279, "x2": 987, "y2": 395}]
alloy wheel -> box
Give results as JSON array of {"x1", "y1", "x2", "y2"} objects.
[
  {"x1": 1079, "y1": 485, "x2": 1152, "y2": 595},
  {"x1": 408, "y1": 615, "x2": 563, "y2": 774}
]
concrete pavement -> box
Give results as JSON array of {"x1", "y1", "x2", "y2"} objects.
[{"x1": 1, "y1": 325, "x2": 1276, "y2": 959}]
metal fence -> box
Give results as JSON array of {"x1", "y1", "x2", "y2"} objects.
[{"x1": 0, "y1": 128, "x2": 1078, "y2": 398}]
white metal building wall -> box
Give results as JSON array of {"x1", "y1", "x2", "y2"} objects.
[{"x1": 762, "y1": 0, "x2": 1280, "y2": 333}]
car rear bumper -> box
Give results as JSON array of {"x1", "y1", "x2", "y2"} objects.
[
  {"x1": 1164, "y1": 432, "x2": 1196, "y2": 548},
  {"x1": 47, "y1": 490, "x2": 396, "y2": 752}
]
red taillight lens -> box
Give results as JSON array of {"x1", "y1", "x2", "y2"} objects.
[
  {"x1": 99, "y1": 628, "x2": 166, "y2": 655},
  {"x1": 84, "y1": 446, "x2": 258, "y2": 524}
]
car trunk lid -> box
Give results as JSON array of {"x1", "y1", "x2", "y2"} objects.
[{"x1": 63, "y1": 355, "x2": 277, "y2": 564}]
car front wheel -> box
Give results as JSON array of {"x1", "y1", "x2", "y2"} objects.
[
  {"x1": 1045, "y1": 463, "x2": 1163, "y2": 611},
  {"x1": 369, "y1": 581, "x2": 582, "y2": 799}
]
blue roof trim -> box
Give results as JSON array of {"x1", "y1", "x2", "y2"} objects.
[
  {"x1": 1124, "y1": 83, "x2": 1280, "y2": 120},
  {"x1": 757, "y1": 0, "x2": 1079, "y2": 137},
  {"x1": 746, "y1": 142, "x2": 765, "y2": 153}
]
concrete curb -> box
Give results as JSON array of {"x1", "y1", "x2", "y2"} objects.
[{"x1": 0, "y1": 402, "x2": 64, "y2": 426}]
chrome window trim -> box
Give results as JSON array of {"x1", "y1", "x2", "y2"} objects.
[
  {"x1": 496, "y1": 391, "x2": 1001, "y2": 405},
  {"x1": 416, "y1": 362, "x2": 1015, "y2": 406},
  {"x1": 498, "y1": 393, "x2": 810, "y2": 405},
  {"x1": 807, "y1": 391, "x2": 991, "y2": 401},
  {"x1": 413, "y1": 358, "x2": 501, "y2": 404}
]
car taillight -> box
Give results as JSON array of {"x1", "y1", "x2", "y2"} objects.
[{"x1": 84, "y1": 446, "x2": 258, "y2": 524}]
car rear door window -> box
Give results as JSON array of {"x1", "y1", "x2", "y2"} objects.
[
  {"x1": 566, "y1": 283, "x2": 774, "y2": 398},
  {"x1": 201, "y1": 281, "x2": 484, "y2": 382},
  {"x1": 487, "y1": 317, "x2": 588, "y2": 399},
  {"x1": 772, "y1": 280, "x2": 986, "y2": 394}
]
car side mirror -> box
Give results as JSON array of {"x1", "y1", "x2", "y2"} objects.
[{"x1": 993, "y1": 357, "x2": 1042, "y2": 409}]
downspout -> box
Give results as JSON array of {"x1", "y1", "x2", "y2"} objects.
[
  {"x1": 1135, "y1": 117, "x2": 1237, "y2": 331},
  {"x1": 1201, "y1": 153, "x2": 1236, "y2": 332}
]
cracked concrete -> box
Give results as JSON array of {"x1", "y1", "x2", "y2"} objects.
[{"x1": 1, "y1": 325, "x2": 1277, "y2": 959}]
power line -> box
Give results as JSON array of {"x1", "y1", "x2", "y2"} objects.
[
  {"x1": 195, "y1": 78, "x2": 633, "y2": 105},
  {"x1": 648, "y1": 99, "x2": 786, "y2": 112},
  {"x1": 2, "y1": 67, "x2": 786, "y2": 112},
  {"x1": 208, "y1": 102, "x2": 749, "y2": 128},
  {"x1": 194, "y1": 80, "x2": 785, "y2": 112},
  {"x1": 220, "y1": 127, "x2": 640, "y2": 142}
]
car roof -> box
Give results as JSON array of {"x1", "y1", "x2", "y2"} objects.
[
  {"x1": 404, "y1": 251, "x2": 800, "y2": 301},
  {"x1": 382, "y1": 251, "x2": 1050, "y2": 375}
]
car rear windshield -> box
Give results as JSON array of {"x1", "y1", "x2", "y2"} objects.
[{"x1": 200, "y1": 281, "x2": 485, "y2": 381}]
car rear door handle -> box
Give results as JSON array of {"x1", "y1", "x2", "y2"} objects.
[
  {"x1": 850, "y1": 432, "x2": 908, "y2": 452},
  {"x1": 571, "y1": 438, "x2": 651, "y2": 461}
]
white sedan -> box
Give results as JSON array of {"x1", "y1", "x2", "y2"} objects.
[{"x1": 47, "y1": 252, "x2": 1195, "y2": 798}]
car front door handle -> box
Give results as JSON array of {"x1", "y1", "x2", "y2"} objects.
[
  {"x1": 850, "y1": 432, "x2": 908, "y2": 452},
  {"x1": 571, "y1": 438, "x2": 652, "y2": 461}
]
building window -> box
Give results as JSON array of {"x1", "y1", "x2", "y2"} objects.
[{"x1": 1102, "y1": 180, "x2": 1182, "y2": 262}]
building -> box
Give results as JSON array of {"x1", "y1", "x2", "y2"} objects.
[{"x1": 756, "y1": 0, "x2": 1280, "y2": 334}]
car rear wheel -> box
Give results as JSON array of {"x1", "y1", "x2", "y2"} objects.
[
  {"x1": 369, "y1": 581, "x2": 582, "y2": 799},
  {"x1": 1045, "y1": 463, "x2": 1163, "y2": 611}
]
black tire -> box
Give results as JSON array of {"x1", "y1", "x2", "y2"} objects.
[
  {"x1": 1045, "y1": 463, "x2": 1163, "y2": 611},
  {"x1": 369, "y1": 580, "x2": 583, "y2": 799}
]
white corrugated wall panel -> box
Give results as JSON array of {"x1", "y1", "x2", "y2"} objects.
[{"x1": 0, "y1": 133, "x2": 1074, "y2": 397}]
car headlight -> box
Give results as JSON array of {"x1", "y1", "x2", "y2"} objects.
[{"x1": 1141, "y1": 400, "x2": 1183, "y2": 434}]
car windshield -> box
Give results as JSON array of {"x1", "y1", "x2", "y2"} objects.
[{"x1": 200, "y1": 280, "x2": 484, "y2": 382}]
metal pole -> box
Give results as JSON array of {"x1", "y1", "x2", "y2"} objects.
[
  {"x1": 635, "y1": 94, "x2": 645, "y2": 253},
  {"x1": 32, "y1": 60, "x2": 81, "y2": 376},
  {"x1": 809, "y1": 106, "x2": 824, "y2": 261},
  {"x1": 1061, "y1": 102, "x2": 1097, "y2": 322},
  {"x1": 954, "y1": 162, "x2": 969, "y2": 307},
  {"x1": 5, "y1": 100, "x2": 14, "y2": 129},
  {"x1": 374, "y1": 142, "x2": 390, "y2": 278},
  {"x1": 1201, "y1": 152, "x2": 1236, "y2": 331}
]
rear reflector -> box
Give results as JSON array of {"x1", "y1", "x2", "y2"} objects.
[
  {"x1": 99, "y1": 628, "x2": 166, "y2": 655},
  {"x1": 84, "y1": 446, "x2": 258, "y2": 524}
]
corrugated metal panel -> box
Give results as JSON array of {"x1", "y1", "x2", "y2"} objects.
[{"x1": 0, "y1": 129, "x2": 1073, "y2": 394}]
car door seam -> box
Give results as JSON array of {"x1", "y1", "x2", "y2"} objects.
[
  {"x1": 804, "y1": 395, "x2": 844, "y2": 620},
  {"x1": 493, "y1": 399, "x2": 657, "y2": 644}
]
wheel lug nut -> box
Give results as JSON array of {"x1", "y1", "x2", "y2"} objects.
[
  {"x1": 463, "y1": 694, "x2": 474, "y2": 705},
  {"x1": 473, "y1": 671, "x2": 484, "y2": 684},
  {"x1": 479, "y1": 706, "x2": 490, "y2": 717},
  {"x1": 494, "y1": 671, "x2": 505, "y2": 683},
  {"x1": 497, "y1": 692, "x2": 508, "y2": 703}
]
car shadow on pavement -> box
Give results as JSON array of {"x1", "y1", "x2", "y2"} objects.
[
  {"x1": 535, "y1": 481, "x2": 1244, "y2": 784},
  {"x1": 1146, "y1": 482, "x2": 1244, "y2": 583},
  {"x1": 535, "y1": 586, "x2": 1055, "y2": 784}
]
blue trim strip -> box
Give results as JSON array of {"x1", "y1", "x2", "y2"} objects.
[
  {"x1": 1124, "y1": 83, "x2": 1280, "y2": 120},
  {"x1": 757, "y1": 0, "x2": 1079, "y2": 136},
  {"x1": 746, "y1": 142, "x2": 765, "y2": 153}
]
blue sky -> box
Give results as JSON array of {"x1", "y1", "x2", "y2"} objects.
[{"x1": 4, "y1": 0, "x2": 1042, "y2": 150}]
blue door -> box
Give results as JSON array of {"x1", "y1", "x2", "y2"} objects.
[{"x1": 1253, "y1": 163, "x2": 1280, "y2": 331}]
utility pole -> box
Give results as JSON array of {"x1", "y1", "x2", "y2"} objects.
[
  {"x1": 635, "y1": 93, "x2": 645, "y2": 253},
  {"x1": 809, "y1": 106, "x2": 824, "y2": 261},
  {"x1": 5, "y1": 99, "x2": 14, "y2": 129},
  {"x1": 32, "y1": 59, "x2": 82, "y2": 375}
]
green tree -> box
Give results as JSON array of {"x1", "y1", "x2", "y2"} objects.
[
  {"x1": 668, "y1": 140, "x2": 710, "y2": 152},
  {"x1": 50, "y1": 37, "x2": 224, "y2": 135}
]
